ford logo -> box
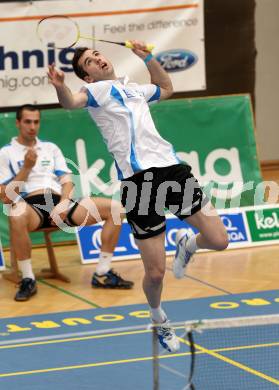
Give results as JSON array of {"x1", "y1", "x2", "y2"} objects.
[{"x1": 155, "y1": 49, "x2": 198, "y2": 72}]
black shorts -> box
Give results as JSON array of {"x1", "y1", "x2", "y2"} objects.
[
  {"x1": 120, "y1": 164, "x2": 209, "y2": 240},
  {"x1": 24, "y1": 193, "x2": 80, "y2": 229}
]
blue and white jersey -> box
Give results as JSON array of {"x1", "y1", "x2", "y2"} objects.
[
  {"x1": 0, "y1": 137, "x2": 72, "y2": 197},
  {"x1": 83, "y1": 76, "x2": 179, "y2": 179}
]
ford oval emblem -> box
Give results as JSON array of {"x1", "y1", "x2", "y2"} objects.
[{"x1": 155, "y1": 49, "x2": 198, "y2": 72}]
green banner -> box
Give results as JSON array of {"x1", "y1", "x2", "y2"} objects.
[
  {"x1": 0, "y1": 95, "x2": 262, "y2": 247},
  {"x1": 246, "y1": 208, "x2": 279, "y2": 242},
  {"x1": 151, "y1": 95, "x2": 262, "y2": 209}
]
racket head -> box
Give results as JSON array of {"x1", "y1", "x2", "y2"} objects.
[{"x1": 37, "y1": 15, "x2": 80, "y2": 49}]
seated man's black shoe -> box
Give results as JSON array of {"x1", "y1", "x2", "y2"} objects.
[
  {"x1": 15, "y1": 278, "x2": 37, "y2": 301},
  {"x1": 92, "y1": 269, "x2": 134, "y2": 289}
]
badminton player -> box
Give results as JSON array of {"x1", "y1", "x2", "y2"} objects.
[{"x1": 48, "y1": 40, "x2": 228, "y2": 352}]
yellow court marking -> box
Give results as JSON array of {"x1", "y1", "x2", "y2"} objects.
[
  {"x1": 1, "y1": 325, "x2": 279, "y2": 355},
  {"x1": 0, "y1": 329, "x2": 151, "y2": 350},
  {"x1": 212, "y1": 341, "x2": 279, "y2": 354},
  {"x1": 0, "y1": 325, "x2": 190, "y2": 350},
  {"x1": 1, "y1": 334, "x2": 279, "y2": 379},
  {"x1": 0, "y1": 352, "x2": 190, "y2": 378},
  {"x1": 179, "y1": 338, "x2": 279, "y2": 386}
]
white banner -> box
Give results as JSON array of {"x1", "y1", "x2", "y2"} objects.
[{"x1": 0, "y1": 0, "x2": 205, "y2": 107}]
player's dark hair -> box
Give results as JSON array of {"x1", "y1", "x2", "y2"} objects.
[
  {"x1": 16, "y1": 104, "x2": 40, "y2": 121},
  {"x1": 72, "y1": 47, "x2": 90, "y2": 80}
]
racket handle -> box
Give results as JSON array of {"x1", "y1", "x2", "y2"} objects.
[{"x1": 125, "y1": 40, "x2": 155, "y2": 52}]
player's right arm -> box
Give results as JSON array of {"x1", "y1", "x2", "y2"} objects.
[
  {"x1": 47, "y1": 63, "x2": 87, "y2": 109},
  {"x1": 0, "y1": 149, "x2": 36, "y2": 204},
  {"x1": 129, "y1": 41, "x2": 173, "y2": 100}
]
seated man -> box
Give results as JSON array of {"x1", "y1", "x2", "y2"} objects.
[{"x1": 0, "y1": 104, "x2": 133, "y2": 301}]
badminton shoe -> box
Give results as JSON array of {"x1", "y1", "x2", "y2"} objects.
[
  {"x1": 15, "y1": 278, "x2": 37, "y2": 301},
  {"x1": 173, "y1": 229, "x2": 194, "y2": 279},
  {"x1": 92, "y1": 269, "x2": 134, "y2": 289},
  {"x1": 154, "y1": 320, "x2": 180, "y2": 353}
]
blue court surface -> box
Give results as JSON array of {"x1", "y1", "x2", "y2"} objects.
[{"x1": 1, "y1": 290, "x2": 279, "y2": 389}]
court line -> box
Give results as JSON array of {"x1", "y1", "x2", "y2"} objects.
[
  {"x1": 212, "y1": 341, "x2": 279, "y2": 354},
  {"x1": 1, "y1": 331, "x2": 279, "y2": 379},
  {"x1": 3, "y1": 264, "x2": 101, "y2": 308},
  {"x1": 180, "y1": 338, "x2": 279, "y2": 386},
  {"x1": 0, "y1": 328, "x2": 152, "y2": 349},
  {"x1": 1, "y1": 324, "x2": 279, "y2": 356},
  {"x1": 158, "y1": 362, "x2": 187, "y2": 379},
  {"x1": 38, "y1": 279, "x2": 101, "y2": 308},
  {"x1": 1, "y1": 338, "x2": 279, "y2": 380},
  {"x1": 4, "y1": 261, "x2": 101, "y2": 308},
  {"x1": 0, "y1": 324, "x2": 198, "y2": 348},
  {"x1": 185, "y1": 274, "x2": 233, "y2": 295},
  {"x1": 0, "y1": 352, "x2": 190, "y2": 378},
  {"x1": 0, "y1": 4, "x2": 199, "y2": 23},
  {"x1": 166, "y1": 266, "x2": 232, "y2": 294}
]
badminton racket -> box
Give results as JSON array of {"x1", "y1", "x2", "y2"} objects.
[{"x1": 37, "y1": 15, "x2": 154, "y2": 52}]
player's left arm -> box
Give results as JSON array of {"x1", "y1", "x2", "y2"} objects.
[
  {"x1": 49, "y1": 145, "x2": 74, "y2": 225},
  {"x1": 130, "y1": 40, "x2": 173, "y2": 100},
  {"x1": 50, "y1": 174, "x2": 74, "y2": 226},
  {"x1": 59, "y1": 174, "x2": 74, "y2": 203}
]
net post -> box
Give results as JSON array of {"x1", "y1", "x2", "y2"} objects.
[{"x1": 152, "y1": 325, "x2": 159, "y2": 390}]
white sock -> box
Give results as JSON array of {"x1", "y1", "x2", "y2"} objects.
[
  {"x1": 18, "y1": 259, "x2": 35, "y2": 280},
  {"x1": 186, "y1": 234, "x2": 199, "y2": 254},
  {"x1": 150, "y1": 306, "x2": 167, "y2": 324},
  {"x1": 95, "y1": 252, "x2": 113, "y2": 275}
]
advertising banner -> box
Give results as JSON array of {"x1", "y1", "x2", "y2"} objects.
[
  {"x1": 77, "y1": 215, "x2": 199, "y2": 262},
  {"x1": 0, "y1": 0, "x2": 205, "y2": 107},
  {"x1": 220, "y1": 212, "x2": 249, "y2": 245},
  {"x1": 77, "y1": 205, "x2": 279, "y2": 263},
  {"x1": 0, "y1": 95, "x2": 261, "y2": 247},
  {"x1": 246, "y1": 207, "x2": 279, "y2": 243}
]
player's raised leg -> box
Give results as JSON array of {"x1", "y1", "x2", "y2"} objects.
[{"x1": 173, "y1": 202, "x2": 229, "y2": 278}]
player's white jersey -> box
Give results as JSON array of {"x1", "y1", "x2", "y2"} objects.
[
  {"x1": 0, "y1": 137, "x2": 71, "y2": 197},
  {"x1": 84, "y1": 76, "x2": 179, "y2": 179}
]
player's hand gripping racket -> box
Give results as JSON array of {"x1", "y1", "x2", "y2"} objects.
[{"x1": 37, "y1": 15, "x2": 154, "y2": 51}]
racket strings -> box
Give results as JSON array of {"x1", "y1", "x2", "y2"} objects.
[{"x1": 37, "y1": 16, "x2": 79, "y2": 49}]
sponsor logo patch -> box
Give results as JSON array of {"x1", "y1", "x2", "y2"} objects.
[{"x1": 156, "y1": 49, "x2": 198, "y2": 72}]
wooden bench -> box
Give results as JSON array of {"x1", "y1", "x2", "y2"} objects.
[{"x1": 2, "y1": 226, "x2": 70, "y2": 283}]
